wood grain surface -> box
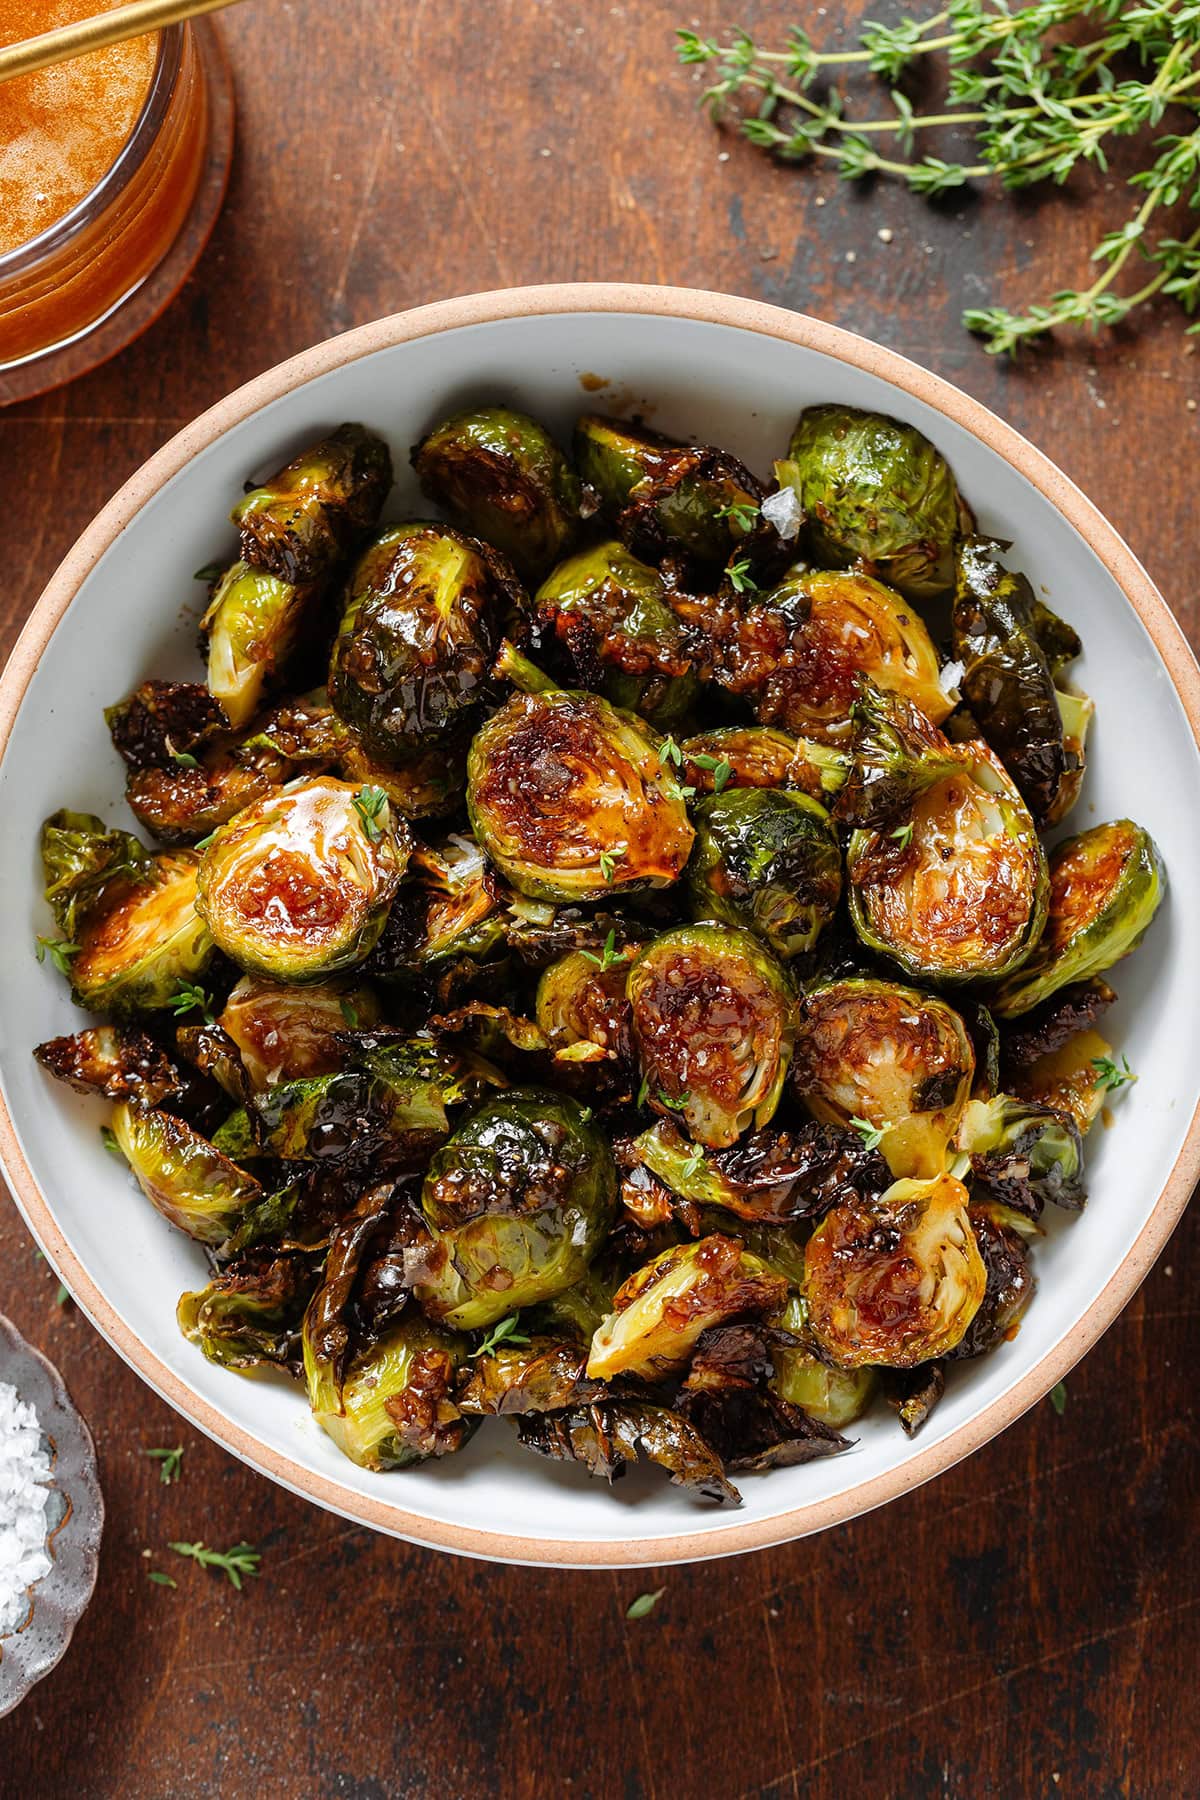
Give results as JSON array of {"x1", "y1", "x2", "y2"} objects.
[{"x1": 1, "y1": 2, "x2": 1197, "y2": 1795}]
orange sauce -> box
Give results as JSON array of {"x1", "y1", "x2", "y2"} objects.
[{"x1": 0, "y1": 2, "x2": 158, "y2": 257}]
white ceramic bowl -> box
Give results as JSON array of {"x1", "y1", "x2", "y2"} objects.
[{"x1": 1, "y1": 285, "x2": 1197, "y2": 1568}]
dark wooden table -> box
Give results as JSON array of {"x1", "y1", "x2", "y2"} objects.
[{"x1": 2, "y1": 3, "x2": 1197, "y2": 1794}]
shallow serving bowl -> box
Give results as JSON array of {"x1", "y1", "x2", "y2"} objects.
[{"x1": 1, "y1": 284, "x2": 1197, "y2": 1567}]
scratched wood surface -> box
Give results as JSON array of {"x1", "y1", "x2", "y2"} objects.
[{"x1": 1, "y1": 2, "x2": 1198, "y2": 1795}]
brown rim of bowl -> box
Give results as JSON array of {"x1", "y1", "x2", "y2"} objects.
[{"x1": 1, "y1": 283, "x2": 1197, "y2": 1568}]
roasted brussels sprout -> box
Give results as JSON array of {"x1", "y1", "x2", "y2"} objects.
[
  {"x1": 535, "y1": 946, "x2": 637, "y2": 1067},
  {"x1": 626, "y1": 1117, "x2": 890, "y2": 1224},
  {"x1": 677, "y1": 1324, "x2": 852, "y2": 1471},
  {"x1": 998, "y1": 977, "x2": 1115, "y2": 1077},
  {"x1": 105, "y1": 680, "x2": 226, "y2": 770},
  {"x1": 411, "y1": 1090, "x2": 618, "y2": 1329},
  {"x1": 232, "y1": 422, "x2": 392, "y2": 584},
  {"x1": 178, "y1": 1250, "x2": 318, "y2": 1373},
  {"x1": 306, "y1": 1312, "x2": 471, "y2": 1470},
  {"x1": 65, "y1": 850, "x2": 214, "y2": 1018},
  {"x1": 110, "y1": 1102, "x2": 262, "y2": 1246},
  {"x1": 957, "y1": 1093, "x2": 1085, "y2": 1217},
  {"x1": 574, "y1": 412, "x2": 764, "y2": 568},
  {"x1": 1010, "y1": 1027, "x2": 1113, "y2": 1137},
  {"x1": 586, "y1": 1234, "x2": 786, "y2": 1380},
  {"x1": 328, "y1": 522, "x2": 520, "y2": 763},
  {"x1": 41, "y1": 808, "x2": 154, "y2": 940},
  {"x1": 792, "y1": 978, "x2": 975, "y2": 1178},
  {"x1": 949, "y1": 1203, "x2": 1036, "y2": 1360},
  {"x1": 534, "y1": 541, "x2": 698, "y2": 726},
  {"x1": 196, "y1": 777, "x2": 410, "y2": 982},
  {"x1": 628, "y1": 924, "x2": 795, "y2": 1147},
  {"x1": 218, "y1": 974, "x2": 380, "y2": 1090},
  {"x1": 804, "y1": 1172, "x2": 986, "y2": 1368},
  {"x1": 124, "y1": 739, "x2": 289, "y2": 846},
  {"x1": 466, "y1": 688, "x2": 694, "y2": 902},
  {"x1": 200, "y1": 561, "x2": 317, "y2": 730},
  {"x1": 771, "y1": 1298, "x2": 879, "y2": 1427},
  {"x1": 516, "y1": 1398, "x2": 740, "y2": 1502},
  {"x1": 456, "y1": 1336, "x2": 605, "y2": 1416},
  {"x1": 250, "y1": 1039, "x2": 471, "y2": 1166},
  {"x1": 413, "y1": 405, "x2": 581, "y2": 582},
  {"x1": 954, "y1": 538, "x2": 1091, "y2": 828},
  {"x1": 34, "y1": 1025, "x2": 189, "y2": 1109},
  {"x1": 680, "y1": 726, "x2": 849, "y2": 804},
  {"x1": 844, "y1": 698, "x2": 1048, "y2": 985},
  {"x1": 687, "y1": 787, "x2": 842, "y2": 960},
  {"x1": 990, "y1": 821, "x2": 1165, "y2": 1017},
  {"x1": 705, "y1": 567, "x2": 952, "y2": 745},
  {"x1": 778, "y1": 405, "x2": 970, "y2": 600}
]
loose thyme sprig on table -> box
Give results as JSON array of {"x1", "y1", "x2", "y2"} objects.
[{"x1": 678, "y1": 0, "x2": 1200, "y2": 352}]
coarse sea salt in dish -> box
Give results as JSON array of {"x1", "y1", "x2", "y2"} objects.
[{"x1": 0, "y1": 1380, "x2": 54, "y2": 1636}]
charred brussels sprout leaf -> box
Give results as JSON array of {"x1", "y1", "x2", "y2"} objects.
[
  {"x1": 687, "y1": 787, "x2": 842, "y2": 960},
  {"x1": 845, "y1": 702, "x2": 1048, "y2": 985},
  {"x1": 628, "y1": 923, "x2": 795, "y2": 1147},
  {"x1": 178, "y1": 1251, "x2": 318, "y2": 1374},
  {"x1": 516, "y1": 1398, "x2": 740, "y2": 1503},
  {"x1": 66, "y1": 850, "x2": 214, "y2": 1018},
  {"x1": 466, "y1": 688, "x2": 694, "y2": 902},
  {"x1": 998, "y1": 978, "x2": 1116, "y2": 1077},
  {"x1": 710, "y1": 567, "x2": 952, "y2": 746},
  {"x1": 232, "y1": 422, "x2": 392, "y2": 585},
  {"x1": 804, "y1": 1172, "x2": 986, "y2": 1368},
  {"x1": 412, "y1": 1089, "x2": 618, "y2": 1329},
  {"x1": 413, "y1": 406, "x2": 582, "y2": 583},
  {"x1": 196, "y1": 777, "x2": 410, "y2": 982},
  {"x1": 586, "y1": 1235, "x2": 787, "y2": 1381},
  {"x1": 219, "y1": 973, "x2": 380, "y2": 1090},
  {"x1": 34, "y1": 1025, "x2": 192, "y2": 1109},
  {"x1": 954, "y1": 538, "x2": 1091, "y2": 828},
  {"x1": 329, "y1": 522, "x2": 520, "y2": 763},
  {"x1": 627, "y1": 1117, "x2": 890, "y2": 1224},
  {"x1": 990, "y1": 821, "x2": 1164, "y2": 1017},
  {"x1": 958, "y1": 1094, "x2": 1085, "y2": 1218},
  {"x1": 678, "y1": 1326, "x2": 852, "y2": 1472},
  {"x1": 574, "y1": 413, "x2": 764, "y2": 570},
  {"x1": 456, "y1": 1336, "x2": 606, "y2": 1415},
  {"x1": 250, "y1": 1039, "x2": 470, "y2": 1166},
  {"x1": 305, "y1": 1312, "x2": 471, "y2": 1471},
  {"x1": 792, "y1": 978, "x2": 975, "y2": 1178},
  {"x1": 779, "y1": 405, "x2": 970, "y2": 601},
  {"x1": 105, "y1": 680, "x2": 227, "y2": 771},
  {"x1": 200, "y1": 561, "x2": 319, "y2": 731},
  {"x1": 832, "y1": 683, "x2": 962, "y2": 831},
  {"x1": 680, "y1": 726, "x2": 849, "y2": 804},
  {"x1": 41, "y1": 809, "x2": 154, "y2": 941},
  {"x1": 950, "y1": 1204, "x2": 1037, "y2": 1360},
  {"x1": 111, "y1": 1102, "x2": 262, "y2": 1247},
  {"x1": 534, "y1": 541, "x2": 698, "y2": 727}
]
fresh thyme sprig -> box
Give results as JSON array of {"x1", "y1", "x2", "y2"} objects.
[
  {"x1": 678, "y1": 1, "x2": 1200, "y2": 352},
  {"x1": 169, "y1": 1540, "x2": 261, "y2": 1591}
]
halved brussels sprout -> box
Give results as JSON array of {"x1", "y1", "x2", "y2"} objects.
[
  {"x1": 105, "y1": 679, "x2": 226, "y2": 771},
  {"x1": 124, "y1": 738, "x2": 289, "y2": 845},
  {"x1": 466, "y1": 688, "x2": 694, "y2": 902},
  {"x1": 232, "y1": 422, "x2": 392, "y2": 585},
  {"x1": 178, "y1": 1251, "x2": 318, "y2": 1373},
  {"x1": 846, "y1": 714, "x2": 1048, "y2": 985},
  {"x1": 456, "y1": 1336, "x2": 605, "y2": 1416},
  {"x1": 305, "y1": 1313, "x2": 471, "y2": 1470},
  {"x1": 250, "y1": 1039, "x2": 470, "y2": 1165},
  {"x1": 957, "y1": 1094, "x2": 1084, "y2": 1217},
  {"x1": 34, "y1": 1025, "x2": 187, "y2": 1109},
  {"x1": 368, "y1": 834, "x2": 507, "y2": 993},
  {"x1": 516, "y1": 1398, "x2": 740, "y2": 1503},
  {"x1": 680, "y1": 726, "x2": 849, "y2": 803},
  {"x1": 1010, "y1": 1027, "x2": 1113, "y2": 1138},
  {"x1": 677, "y1": 1322, "x2": 853, "y2": 1471},
  {"x1": 954, "y1": 538, "x2": 1091, "y2": 828},
  {"x1": 574, "y1": 413, "x2": 764, "y2": 567},
  {"x1": 219, "y1": 974, "x2": 381, "y2": 1089},
  {"x1": 412, "y1": 405, "x2": 581, "y2": 582},
  {"x1": 997, "y1": 977, "x2": 1115, "y2": 1077},
  {"x1": 329, "y1": 522, "x2": 519, "y2": 763},
  {"x1": 41, "y1": 809, "x2": 154, "y2": 940},
  {"x1": 708, "y1": 567, "x2": 952, "y2": 745},
  {"x1": 338, "y1": 734, "x2": 469, "y2": 822},
  {"x1": 804, "y1": 1172, "x2": 986, "y2": 1368},
  {"x1": 628, "y1": 923, "x2": 795, "y2": 1147},
  {"x1": 990, "y1": 821, "x2": 1165, "y2": 1017},
  {"x1": 778, "y1": 404, "x2": 970, "y2": 600},
  {"x1": 196, "y1": 777, "x2": 410, "y2": 982},
  {"x1": 535, "y1": 946, "x2": 637, "y2": 1066},
  {"x1": 110, "y1": 1102, "x2": 262, "y2": 1246},
  {"x1": 68, "y1": 851, "x2": 214, "y2": 1017},
  {"x1": 200, "y1": 561, "x2": 317, "y2": 730},
  {"x1": 792, "y1": 978, "x2": 975, "y2": 1178},
  {"x1": 586, "y1": 1235, "x2": 787, "y2": 1380},
  {"x1": 534, "y1": 541, "x2": 698, "y2": 726},
  {"x1": 832, "y1": 683, "x2": 962, "y2": 830},
  {"x1": 687, "y1": 787, "x2": 842, "y2": 960},
  {"x1": 771, "y1": 1296, "x2": 879, "y2": 1427},
  {"x1": 412, "y1": 1089, "x2": 618, "y2": 1329},
  {"x1": 627, "y1": 1116, "x2": 890, "y2": 1224}
]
